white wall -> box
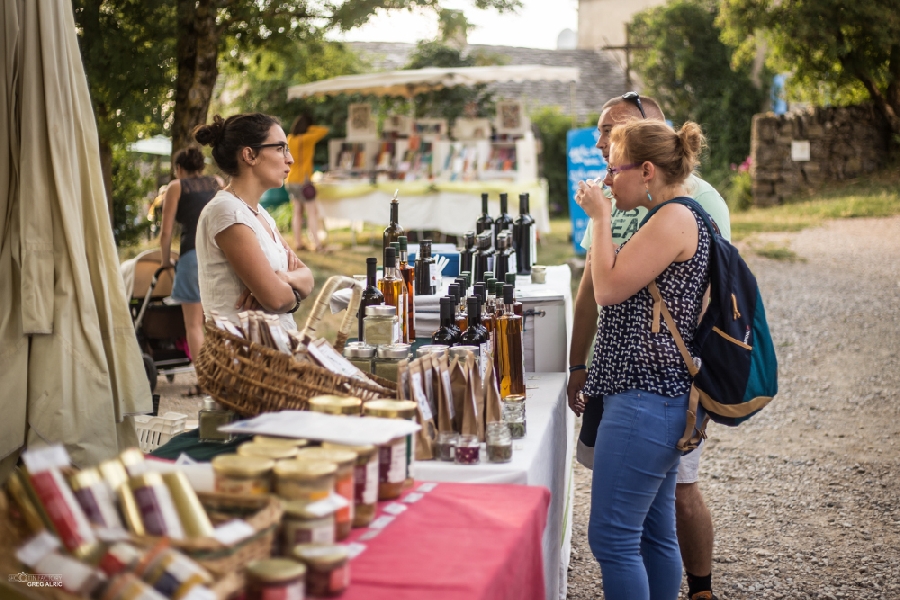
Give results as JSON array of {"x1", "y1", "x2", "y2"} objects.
[{"x1": 577, "y1": 0, "x2": 667, "y2": 49}]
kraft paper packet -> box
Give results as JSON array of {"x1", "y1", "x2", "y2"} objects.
[
  {"x1": 409, "y1": 358, "x2": 436, "y2": 460},
  {"x1": 459, "y1": 352, "x2": 480, "y2": 439},
  {"x1": 428, "y1": 353, "x2": 443, "y2": 420},
  {"x1": 449, "y1": 355, "x2": 470, "y2": 433},
  {"x1": 396, "y1": 359, "x2": 410, "y2": 401},
  {"x1": 467, "y1": 353, "x2": 486, "y2": 442},
  {"x1": 483, "y1": 357, "x2": 504, "y2": 427},
  {"x1": 436, "y1": 354, "x2": 455, "y2": 434}
]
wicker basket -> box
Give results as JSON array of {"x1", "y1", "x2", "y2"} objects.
[{"x1": 196, "y1": 275, "x2": 397, "y2": 416}]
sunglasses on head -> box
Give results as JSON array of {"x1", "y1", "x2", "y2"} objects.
[{"x1": 622, "y1": 91, "x2": 646, "y2": 119}]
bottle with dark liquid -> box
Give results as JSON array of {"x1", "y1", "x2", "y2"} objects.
[
  {"x1": 378, "y1": 247, "x2": 407, "y2": 338},
  {"x1": 493, "y1": 192, "x2": 514, "y2": 249},
  {"x1": 358, "y1": 257, "x2": 384, "y2": 341},
  {"x1": 494, "y1": 231, "x2": 515, "y2": 283},
  {"x1": 414, "y1": 240, "x2": 437, "y2": 296},
  {"x1": 383, "y1": 192, "x2": 404, "y2": 266},
  {"x1": 459, "y1": 296, "x2": 489, "y2": 373},
  {"x1": 496, "y1": 284, "x2": 525, "y2": 397},
  {"x1": 432, "y1": 297, "x2": 461, "y2": 347},
  {"x1": 476, "y1": 193, "x2": 493, "y2": 237},
  {"x1": 474, "y1": 283, "x2": 495, "y2": 361},
  {"x1": 505, "y1": 273, "x2": 523, "y2": 316},
  {"x1": 459, "y1": 231, "x2": 477, "y2": 275},
  {"x1": 474, "y1": 232, "x2": 494, "y2": 284},
  {"x1": 513, "y1": 192, "x2": 536, "y2": 275},
  {"x1": 397, "y1": 236, "x2": 416, "y2": 342},
  {"x1": 452, "y1": 279, "x2": 468, "y2": 332}
]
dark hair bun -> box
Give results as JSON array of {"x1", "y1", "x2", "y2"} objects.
[
  {"x1": 173, "y1": 146, "x2": 206, "y2": 172},
  {"x1": 192, "y1": 115, "x2": 225, "y2": 147}
]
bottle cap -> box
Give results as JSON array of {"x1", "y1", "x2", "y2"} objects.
[
  {"x1": 505, "y1": 272, "x2": 516, "y2": 285},
  {"x1": 419, "y1": 240, "x2": 432, "y2": 258},
  {"x1": 503, "y1": 284, "x2": 515, "y2": 304},
  {"x1": 447, "y1": 284, "x2": 459, "y2": 303},
  {"x1": 464, "y1": 232, "x2": 475, "y2": 249},
  {"x1": 384, "y1": 246, "x2": 396, "y2": 267},
  {"x1": 476, "y1": 231, "x2": 492, "y2": 250},
  {"x1": 398, "y1": 236, "x2": 408, "y2": 251},
  {"x1": 467, "y1": 295, "x2": 480, "y2": 313}
]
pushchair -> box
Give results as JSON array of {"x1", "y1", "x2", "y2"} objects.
[{"x1": 123, "y1": 249, "x2": 193, "y2": 392}]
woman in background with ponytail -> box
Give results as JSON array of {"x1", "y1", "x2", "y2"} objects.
[
  {"x1": 575, "y1": 120, "x2": 710, "y2": 600},
  {"x1": 193, "y1": 113, "x2": 314, "y2": 331}
]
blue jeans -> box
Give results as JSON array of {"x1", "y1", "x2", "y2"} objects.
[{"x1": 588, "y1": 389, "x2": 688, "y2": 600}]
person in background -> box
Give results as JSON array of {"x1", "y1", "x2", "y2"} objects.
[
  {"x1": 193, "y1": 113, "x2": 314, "y2": 331},
  {"x1": 567, "y1": 94, "x2": 728, "y2": 600},
  {"x1": 159, "y1": 147, "x2": 223, "y2": 381},
  {"x1": 286, "y1": 113, "x2": 329, "y2": 252},
  {"x1": 576, "y1": 119, "x2": 711, "y2": 600}
]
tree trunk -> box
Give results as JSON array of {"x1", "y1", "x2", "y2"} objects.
[{"x1": 171, "y1": 0, "x2": 220, "y2": 162}]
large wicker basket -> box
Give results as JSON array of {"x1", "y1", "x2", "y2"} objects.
[{"x1": 196, "y1": 276, "x2": 397, "y2": 416}]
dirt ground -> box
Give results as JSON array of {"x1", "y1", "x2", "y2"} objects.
[
  {"x1": 154, "y1": 216, "x2": 900, "y2": 600},
  {"x1": 566, "y1": 216, "x2": 900, "y2": 599}
]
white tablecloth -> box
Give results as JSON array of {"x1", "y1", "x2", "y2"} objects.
[{"x1": 415, "y1": 373, "x2": 575, "y2": 600}]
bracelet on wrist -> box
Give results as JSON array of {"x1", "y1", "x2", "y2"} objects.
[
  {"x1": 568, "y1": 364, "x2": 586, "y2": 373},
  {"x1": 286, "y1": 288, "x2": 302, "y2": 314}
]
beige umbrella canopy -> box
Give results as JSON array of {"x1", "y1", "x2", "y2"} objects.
[{"x1": 0, "y1": 0, "x2": 151, "y2": 481}]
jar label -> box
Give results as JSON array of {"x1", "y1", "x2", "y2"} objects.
[
  {"x1": 330, "y1": 564, "x2": 350, "y2": 593},
  {"x1": 440, "y1": 370, "x2": 454, "y2": 419},
  {"x1": 363, "y1": 458, "x2": 378, "y2": 504},
  {"x1": 260, "y1": 581, "x2": 304, "y2": 600},
  {"x1": 216, "y1": 477, "x2": 267, "y2": 496},
  {"x1": 429, "y1": 263, "x2": 439, "y2": 289},
  {"x1": 289, "y1": 522, "x2": 335, "y2": 546},
  {"x1": 380, "y1": 442, "x2": 405, "y2": 484},
  {"x1": 335, "y1": 474, "x2": 355, "y2": 523}
]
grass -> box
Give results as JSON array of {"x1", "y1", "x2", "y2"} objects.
[{"x1": 752, "y1": 243, "x2": 803, "y2": 262}]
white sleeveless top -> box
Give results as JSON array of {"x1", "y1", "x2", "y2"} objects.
[{"x1": 196, "y1": 190, "x2": 297, "y2": 331}]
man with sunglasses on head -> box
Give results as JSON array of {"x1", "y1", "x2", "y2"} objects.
[{"x1": 567, "y1": 93, "x2": 731, "y2": 600}]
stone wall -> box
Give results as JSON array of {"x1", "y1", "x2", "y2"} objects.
[{"x1": 750, "y1": 105, "x2": 890, "y2": 206}]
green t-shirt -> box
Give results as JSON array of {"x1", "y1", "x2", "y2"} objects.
[{"x1": 580, "y1": 173, "x2": 731, "y2": 252}]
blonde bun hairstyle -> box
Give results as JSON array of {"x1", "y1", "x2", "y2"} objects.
[{"x1": 610, "y1": 120, "x2": 707, "y2": 185}]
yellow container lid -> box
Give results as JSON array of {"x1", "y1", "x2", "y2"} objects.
[
  {"x1": 238, "y1": 443, "x2": 299, "y2": 460},
  {"x1": 295, "y1": 447, "x2": 357, "y2": 468},
  {"x1": 362, "y1": 399, "x2": 417, "y2": 420},
  {"x1": 308, "y1": 395, "x2": 363, "y2": 416},
  {"x1": 291, "y1": 544, "x2": 350, "y2": 568},
  {"x1": 273, "y1": 460, "x2": 337, "y2": 481},
  {"x1": 245, "y1": 558, "x2": 306, "y2": 583},
  {"x1": 211, "y1": 454, "x2": 275, "y2": 476}
]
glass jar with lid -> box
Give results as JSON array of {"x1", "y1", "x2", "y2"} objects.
[
  {"x1": 436, "y1": 431, "x2": 458, "y2": 462},
  {"x1": 238, "y1": 442, "x2": 299, "y2": 461},
  {"x1": 455, "y1": 434, "x2": 480, "y2": 465},
  {"x1": 363, "y1": 304, "x2": 401, "y2": 347},
  {"x1": 244, "y1": 558, "x2": 306, "y2": 600},
  {"x1": 362, "y1": 399, "x2": 417, "y2": 499},
  {"x1": 307, "y1": 394, "x2": 362, "y2": 417},
  {"x1": 502, "y1": 394, "x2": 526, "y2": 438},
  {"x1": 273, "y1": 460, "x2": 336, "y2": 503},
  {"x1": 342, "y1": 342, "x2": 376, "y2": 374},
  {"x1": 322, "y1": 442, "x2": 378, "y2": 528},
  {"x1": 198, "y1": 397, "x2": 235, "y2": 443},
  {"x1": 295, "y1": 447, "x2": 357, "y2": 541},
  {"x1": 211, "y1": 455, "x2": 274, "y2": 496},
  {"x1": 415, "y1": 345, "x2": 449, "y2": 359},
  {"x1": 290, "y1": 545, "x2": 351, "y2": 598},
  {"x1": 486, "y1": 421, "x2": 513, "y2": 463},
  {"x1": 449, "y1": 345, "x2": 480, "y2": 370},
  {"x1": 372, "y1": 343, "x2": 410, "y2": 383},
  {"x1": 280, "y1": 500, "x2": 335, "y2": 553}
]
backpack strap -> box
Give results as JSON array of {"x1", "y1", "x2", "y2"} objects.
[
  {"x1": 648, "y1": 281, "x2": 699, "y2": 377},
  {"x1": 677, "y1": 386, "x2": 711, "y2": 452},
  {"x1": 639, "y1": 196, "x2": 721, "y2": 237}
]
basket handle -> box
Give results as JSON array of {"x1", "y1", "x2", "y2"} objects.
[{"x1": 298, "y1": 275, "x2": 363, "y2": 352}]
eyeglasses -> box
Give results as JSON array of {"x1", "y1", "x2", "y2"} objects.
[
  {"x1": 622, "y1": 92, "x2": 646, "y2": 119},
  {"x1": 252, "y1": 142, "x2": 291, "y2": 157},
  {"x1": 606, "y1": 162, "x2": 641, "y2": 178}
]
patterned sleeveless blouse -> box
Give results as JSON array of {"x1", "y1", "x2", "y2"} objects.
[{"x1": 584, "y1": 205, "x2": 711, "y2": 398}]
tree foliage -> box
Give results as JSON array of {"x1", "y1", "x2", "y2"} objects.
[
  {"x1": 629, "y1": 0, "x2": 766, "y2": 172},
  {"x1": 718, "y1": 0, "x2": 900, "y2": 136}
]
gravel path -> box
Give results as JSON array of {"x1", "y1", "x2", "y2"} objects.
[
  {"x1": 566, "y1": 216, "x2": 900, "y2": 599},
  {"x1": 153, "y1": 217, "x2": 900, "y2": 599}
]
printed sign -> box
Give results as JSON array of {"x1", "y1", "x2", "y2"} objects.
[{"x1": 566, "y1": 127, "x2": 607, "y2": 255}]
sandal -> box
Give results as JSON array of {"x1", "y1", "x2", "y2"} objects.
[{"x1": 181, "y1": 384, "x2": 204, "y2": 398}]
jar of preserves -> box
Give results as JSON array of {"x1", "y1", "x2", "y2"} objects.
[
  {"x1": 455, "y1": 434, "x2": 480, "y2": 465},
  {"x1": 322, "y1": 442, "x2": 378, "y2": 528},
  {"x1": 290, "y1": 545, "x2": 350, "y2": 598},
  {"x1": 502, "y1": 394, "x2": 526, "y2": 439},
  {"x1": 244, "y1": 558, "x2": 306, "y2": 600},
  {"x1": 363, "y1": 304, "x2": 400, "y2": 347},
  {"x1": 212, "y1": 455, "x2": 274, "y2": 496},
  {"x1": 281, "y1": 501, "x2": 335, "y2": 553},
  {"x1": 307, "y1": 395, "x2": 362, "y2": 417},
  {"x1": 252, "y1": 436, "x2": 309, "y2": 449},
  {"x1": 342, "y1": 342, "x2": 376, "y2": 374},
  {"x1": 415, "y1": 345, "x2": 449, "y2": 359},
  {"x1": 436, "y1": 431, "x2": 458, "y2": 462},
  {"x1": 273, "y1": 460, "x2": 336, "y2": 503},
  {"x1": 295, "y1": 448, "x2": 356, "y2": 540},
  {"x1": 127, "y1": 473, "x2": 184, "y2": 538},
  {"x1": 371, "y1": 343, "x2": 410, "y2": 382},
  {"x1": 362, "y1": 399, "x2": 417, "y2": 498},
  {"x1": 485, "y1": 421, "x2": 513, "y2": 463},
  {"x1": 238, "y1": 443, "x2": 299, "y2": 461}
]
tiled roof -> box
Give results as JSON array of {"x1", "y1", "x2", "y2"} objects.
[{"x1": 346, "y1": 42, "x2": 630, "y2": 122}]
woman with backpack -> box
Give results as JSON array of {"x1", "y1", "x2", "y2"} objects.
[{"x1": 575, "y1": 119, "x2": 710, "y2": 600}]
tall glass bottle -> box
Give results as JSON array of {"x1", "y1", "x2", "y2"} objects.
[
  {"x1": 494, "y1": 232, "x2": 514, "y2": 283},
  {"x1": 383, "y1": 192, "x2": 404, "y2": 266},
  {"x1": 358, "y1": 257, "x2": 385, "y2": 340},
  {"x1": 476, "y1": 193, "x2": 493, "y2": 237},
  {"x1": 505, "y1": 273, "x2": 523, "y2": 316},
  {"x1": 453, "y1": 278, "x2": 469, "y2": 332},
  {"x1": 496, "y1": 284, "x2": 525, "y2": 397},
  {"x1": 459, "y1": 231, "x2": 477, "y2": 275},
  {"x1": 414, "y1": 239, "x2": 437, "y2": 296},
  {"x1": 459, "y1": 296, "x2": 489, "y2": 374},
  {"x1": 513, "y1": 192, "x2": 536, "y2": 275},
  {"x1": 474, "y1": 232, "x2": 494, "y2": 284},
  {"x1": 378, "y1": 247, "x2": 407, "y2": 340},
  {"x1": 432, "y1": 297, "x2": 461, "y2": 347},
  {"x1": 397, "y1": 236, "x2": 416, "y2": 341},
  {"x1": 493, "y1": 192, "x2": 514, "y2": 249}
]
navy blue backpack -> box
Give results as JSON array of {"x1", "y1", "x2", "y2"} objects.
[{"x1": 640, "y1": 197, "x2": 778, "y2": 450}]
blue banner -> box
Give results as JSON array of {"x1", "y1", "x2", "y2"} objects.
[{"x1": 566, "y1": 127, "x2": 607, "y2": 255}]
